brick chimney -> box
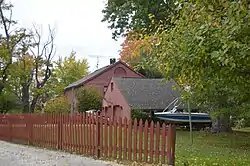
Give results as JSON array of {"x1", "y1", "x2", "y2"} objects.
[{"x1": 110, "y1": 58, "x2": 116, "y2": 65}]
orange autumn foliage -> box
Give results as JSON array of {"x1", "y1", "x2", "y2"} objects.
[{"x1": 119, "y1": 32, "x2": 152, "y2": 67}]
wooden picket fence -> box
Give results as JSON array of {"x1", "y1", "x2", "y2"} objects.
[{"x1": 0, "y1": 113, "x2": 176, "y2": 165}]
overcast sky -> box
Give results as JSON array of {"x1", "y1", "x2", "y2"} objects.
[{"x1": 10, "y1": 0, "x2": 124, "y2": 72}]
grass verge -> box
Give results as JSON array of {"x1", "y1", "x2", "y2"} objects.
[{"x1": 175, "y1": 130, "x2": 250, "y2": 166}]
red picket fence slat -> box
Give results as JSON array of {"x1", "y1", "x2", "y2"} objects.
[
  {"x1": 138, "y1": 119, "x2": 143, "y2": 162},
  {"x1": 128, "y1": 119, "x2": 132, "y2": 161},
  {"x1": 133, "y1": 119, "x2": 137, "y2": 161},
  {"x1": 70, "y1": 114, "x2": 73, "y2": 153},
  {"x1": 144, "y1": 120, "x2": 149, "y2": 163},
  {"x1": 118, "y1": 117, "x2": 122, "y2": 160},
  {"x1": 99, "y1": 112, "x2": 103, "y2": 157},
  {"x1": 149, "y1": 121, "x2": 154, "y2": 164},
  {"x1": 155, "y1": 122, "x2": 160, "y2": 163},
  {"x1": 92, "y1": 114, "x2": 95, "y2": 156},
  {"x1": 84, "y1": 114, "x2": 87, "y2": 154},
  {"x1": 109, "y1": 119, "x2": 113, "y2": 158},
  {"x1": 104, "y1": 115, "x2": 108, "y2": 158},
  {"x1": 124, "y1": 118, "x2": 128, "y2": 160},
  {"x1": 0, "y1": 113, "x2": 176, "y2": 165},
  {"x1": 161, "y1": 123, "x2": 166, "y2": 163},
  {"x1": 113, "y1": 117, "x2": 117, "y2": 159}
]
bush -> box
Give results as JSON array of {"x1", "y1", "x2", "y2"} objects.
[
  {"x1": 76, "y1": 86, "x2": 102, "y2": 112},
  {"x1": 44, "y1": 96, "x2": 70, "y2": 113},
  {"x1": 235, "y1": 118, "x2": 246, "y2": 129},
  {"x1": 131, "y1": 109, "x2": 164, "y2": 125},
  {"x1": 231, "y1": 103, "x2": 250, "y2": 128},
  {"x1": 8, "y1": 109, "x2": 22, "y2": 113},
  {"x1": 0, "y1": 92, "x2": 22, "y2": 113},
  {"x1": 131, "y1": 109, "x2": 150, "y2": 122}
]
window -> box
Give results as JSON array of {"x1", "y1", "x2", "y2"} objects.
[
  {"x1": 104, "y1": 86, "x2": 108, "y2": 94},
  {"x1": 111, "y1": 82, "x2": 114, "y2": 91},
  {"x1": 114, "y1": 67, "x2": 127, "y2": 77}
]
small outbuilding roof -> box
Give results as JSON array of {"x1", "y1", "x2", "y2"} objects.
[{"x1": 113, "y1": 77, "x2": 184, "y2": 110}]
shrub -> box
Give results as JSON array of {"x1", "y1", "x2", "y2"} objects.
[
  {"x1": 0, "y1": 92, "x2": 22, "y2": 113},
  {"x1": 131, "y1": 109, "x2": 149, "y2": 122},
  {"x1": 44, "y1": 96, "x2": 70, "y2": 113},
  {"x1": 76, "y1": 86, "x2": 102, "y2": 112},
  {"x1": 235, "y1": 118, "x2": 246, "y2": 129},
  {"x1": 131, "y1": 109, "x2": 164, "y2": 125}
]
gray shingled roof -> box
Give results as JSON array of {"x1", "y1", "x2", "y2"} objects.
[
  {"x1": 113, "y1": 78, "x2": 183, "y2": 110},
  {"x1": 65, "y1": 65, "x2": 110, "y2": 90}
]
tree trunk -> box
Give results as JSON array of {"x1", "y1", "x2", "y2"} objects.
[
  {"x1": 22, "y1": 84, "x2": 30, "y2": 113},
  {"x1": 30, "y1": 95, "x2": 39, "y2": 113},
  {"x1": 211, "y1": 115, "x2": 232, "y2": 133}
]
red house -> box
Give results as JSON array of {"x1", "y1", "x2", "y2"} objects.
[
  {"x1": 103, "y1": 77, "x2": 180, "y2": 121},
  {"x1": 64, "y1": 59, "x2": 144, "y2": 112}
]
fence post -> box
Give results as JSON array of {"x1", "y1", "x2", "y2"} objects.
[
  {"x1": 8, "y1": 116, "x2": 12, "y2": 142},
  {"x1": 96, "y1": 112, "x2": 101, "y2": 158},
  {"x1": 172, "y1": 124, "x2": 176, "y2": 165},
  {"x1": 57, "y1": 114, "x2": 63, "y2": 150},
  {"x1": 27, "y1": 114, "x2": 33, "y2": 145},
  {"x1": 167, "y1": 124, "x2": 176, "y2": 166}
]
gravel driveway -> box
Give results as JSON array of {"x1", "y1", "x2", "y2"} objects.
[{"x1": 0, "y1": 141, "x2": 123, "y2": 166}]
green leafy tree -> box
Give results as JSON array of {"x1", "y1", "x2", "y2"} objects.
[
  {"x1": 2, "y1": 23, "x2": 56, "y2": 113},
  {"x1": 8, "y1": 52, "x2": 34, "y2": 113},
  {"x1": 49, "y1": 51, "x2": 89, "y2": 96},
  {"x1": 44, "y1": 96, "x2": 70, "y2": 113},
  {"x1": 0, "y1": 2, "x2": 88, "y2": 114},
  {"x1": 76, "y1": 86, "x2": 102, "y2": 112},
  {"x1": 0, "y1": 1, "x2": 28, "y2": 113},
  {"x1": 102, "y1": 0, "x2": 176, "y2": 39},
  {"x1": 3, "y1": 24, "x2": 56, "y2": 113},
  {"x1": 146, "y1": 0, "x2": 250, "y2": 131},
  {"x1": 0, "y1": 1, "x2": 26, "y2": 94}
]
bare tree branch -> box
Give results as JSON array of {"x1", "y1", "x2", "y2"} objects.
[
  {"x1": 40, "y1": 25, "x2": 55, "y2": 87},
  {"x1": 7, "y1": 7, "x2": 12, "y2": 31},
  {"x1": 32, "y1": 23, "x2": 41, "y2": 56},
  {"x1": 29, "y1": 24, "x2": 56, "y2": 112}
]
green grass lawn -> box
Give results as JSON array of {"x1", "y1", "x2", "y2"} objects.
[{"x1": 175, "y1": 129, "x2": 250, "y2": 166}]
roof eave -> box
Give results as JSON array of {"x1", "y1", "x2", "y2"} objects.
[{"x1": 64, "y1": 60, "x2": 145, "y2": 91}]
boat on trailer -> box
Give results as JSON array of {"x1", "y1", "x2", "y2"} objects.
[{"x1": 153, "y1": 98, "x2": 212, "y2": 129}]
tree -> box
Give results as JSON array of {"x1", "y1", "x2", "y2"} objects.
[
  {"x1": 76, "y1": 86, "x2": 102, "y2": 112},
  {"x1": 8, "y1": 53, "x2": 34, "y2": 113},
  {"x1": 0, "y1": 1, "x2": 28, "y2": 113},
  {"x1": 119, "y1": 31, "x2": 163, "y2": 78},
  {"x1": 44, "y1": 96, "x2": 70, "y2": 114},
  {"x1": 28, "y1": 24, "x2": 56, "y2": 113},
  {"x1": 146, "y1": 0, "x2": 250, "y2": 131},
  {"x1": 0, "y1": 0, "x2": 26, "y2": 94},
  {"x1": 0, "y1": 2, "x2": 88, "y2": 114},
  {"x1": 49, "y1": 51, "x2": 89, "y2": 96},
  {"x1": 1, "y1": 23, "x2": 56, "y2": 113},
  {"x1": 101, "y1": 0, "x2": 176, "y2": 39}
]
